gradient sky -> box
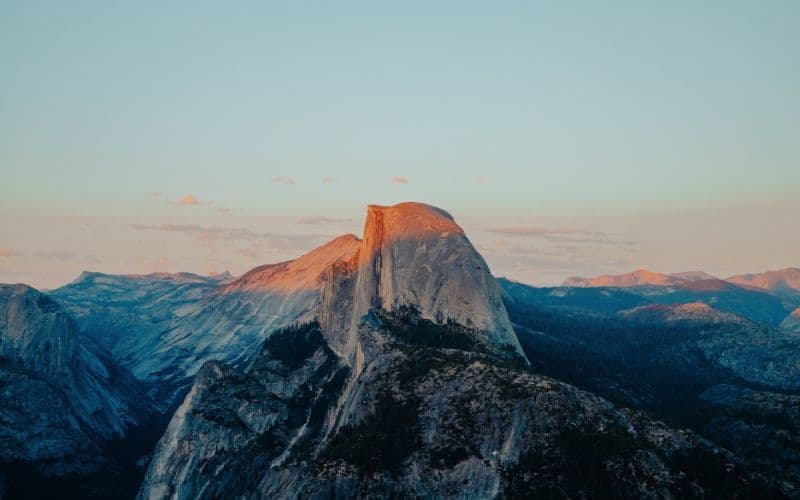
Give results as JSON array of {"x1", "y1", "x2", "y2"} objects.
[{"x1": 1, "y1": 1, "x2": 799, "y2": 289}]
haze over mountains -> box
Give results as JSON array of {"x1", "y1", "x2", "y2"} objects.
[{"x1": 1, "y1": 203, "x2": 799, "y2": 498}]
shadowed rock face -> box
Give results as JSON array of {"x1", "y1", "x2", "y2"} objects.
[
  {"x1": 137, "y1": 316, "x2": 783, "y2": 500},
  {"x1": 51, "y1": 237, "x2": 362, "y2": 405},
  {"x1": 0, "y1": 284, "x2": 151, "y2": 468}
]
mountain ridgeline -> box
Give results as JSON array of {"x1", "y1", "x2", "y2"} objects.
[{"x1": 1, "y1": 202, "x2": 798, "y2": 498}]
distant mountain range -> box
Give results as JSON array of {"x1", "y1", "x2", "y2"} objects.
[
  {"x1": 564, "y1": 267, "x2": 800, "y2": 291},
  {"x1": 1, "y1": 203, "x2": 798, "y2": 498},
  {"x1": 562, "y1": 267, "x2": 800, "y2": 313}
]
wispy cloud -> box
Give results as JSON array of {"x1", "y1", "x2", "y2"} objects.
[
  {"x1": 34, "y1": 252, "x2": 101, "y2": 263},
  {"x1": 216, "y1": 207, "x2": 231, "y2": 214},
  {"x1": 176, "y1": 194, "x2": 201, "y2": 206},
  {"x1": 296, "y1": 216, "x2": 352, "y2": 226},
  {"x1": 0, "y1": 247, "x2": 18, "y2": 258},
  {"x1": 272, "y1": 176, "x2": 295, "y2": 186},
  {"x1": 321, "y1": 177, "x2": 340, "y2": 184},
  {"x1": 130, "y1": 223, "x2": 261, "y2": 240},
  {"x1": 473, "y1": 176, "x2": 489, "y2": 183},
  {"x1": 391, "y1": 176, "x2": 409, "y2": 184},
  {"x1": 150, "y1": 191, "x2": 162, "y2": 198},
  {"x1": 128, "y1": 223, "x2": 323, "y2": 255},
  {"x1": 485, "y1": 226, "x2": 635, "y2": 246},
  {"x1": 487, "y1": 226, "x2": 598, "y2": 237}
]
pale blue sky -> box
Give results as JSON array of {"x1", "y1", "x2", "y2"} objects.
[{"x1": 1, "y1": 1, "x2": 798, "y2": 287}]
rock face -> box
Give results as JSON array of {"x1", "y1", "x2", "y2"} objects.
[
  {"x1": 138, "y1": 316, "x2": 780, "y2": 499},
  {"x1": 144, "y1": 235, "x2": 360, "y2": 390},
  {"x1": 324, "y1": 203, "x2": 525, "y2": 368},
  {"x1": 51, "y1": 203, "x2": 522, "y2": 407},
  {"x1": 353, "y1": 203, "x2": 522, "y2": 356},
  {"x1": 51, "y1": 271, "x2": 226, "y2": 372},
  {"x1": 52, "y1": 238, "x2": 361, "y2": 406},
  {"x1": 0, "y1": 284, "x2": 151, "y2": 469},
  {"x1": 137, "y1": 203, "x2": 786, "y2": 499}
]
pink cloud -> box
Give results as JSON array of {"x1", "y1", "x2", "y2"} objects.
[
  {"x1": 0, "y1": 247, "x2": 18, "y2": 258},
  {"x1": 176, "y1": 194, "x2": 201, "y2": 206},
  {"x1": 322, "y1": 177, "x2": 340, "y2": 184},
  {"x1": 391, "y1": 176, "x2": 409, "y2": 184},
  {"x1": 272, "y1": 176, "x2": 295, "y2": 186},
  {"x1": 150, "y1": 191, "x2": 162, "y2": 197}
]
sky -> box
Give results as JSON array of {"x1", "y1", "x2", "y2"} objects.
[{"x1": 1, "y1": 1, "x2": 799, "y2": 289}]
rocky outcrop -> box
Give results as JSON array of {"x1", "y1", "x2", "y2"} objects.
[
  {"x1": 51, "y1": 237, "x2": 361, "y2": 406},
  {"x1": 0, "y1": 284, "x2": 151, "y2": 468},
  {"x1": 323, "y1": 203, "x2": 526, "y2": 369},
  {"x1": 138, "y1": 314, "x2": 783, "y2": 499}
]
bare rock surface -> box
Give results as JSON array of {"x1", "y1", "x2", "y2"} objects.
[{"x1": 0, "y1": 284, "x2": 150, "y2": 468}]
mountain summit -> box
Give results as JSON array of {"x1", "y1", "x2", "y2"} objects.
[
  {"x1": 564, "y1": 269, "x2": 682, "y2": 287},
  {"x1": 137, "y1": 203, "x2": 776, "y2": 499},
  {"x1": 336, "y1": 202, "x2": 525, "y2": 363}
]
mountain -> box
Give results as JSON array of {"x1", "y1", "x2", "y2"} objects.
[
  {"x1": 52, "y1": 271, "x2": 227, "y2": 364},
  {"x1": 563, "y1": 268, "x2": 800, "y2": 314},
  {"x1": 727, "y1": 268, "x2": 800, "y2": 292},
  {"x1": 321, "y1": 203, "x2": 525, "y2": 368},
  {"x1": 137, "y1": 203, "x2": 784, "y2": 498},
  {"x1": 501, "y1": 278, "x2": 800, "y2": 484},
  {"x1": 504, "y1": 281, "x2": 788, "y2": 326},
  {"x1": 727, "y1": 268, "x2": 800, "y2": 310},
  {"x1": 51, "y1": 238, "x2": 361, "y2": 406},
  {"x1": 564, "y1": 269, "x2": 681, "y2": 287},
  {"x1": 669, "y1": 271, "x2": 719, "y2": 282},
  {"x1": 781, "y1": 308, "x2": 800, "y2": 333},
  {"x1": 0, "y1": 284, "x2": 154, "y2": 481},
  {"x1": 619, "y1": 301, "x2": 744, "y2": 324}
]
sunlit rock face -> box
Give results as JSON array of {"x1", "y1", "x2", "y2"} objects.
[
  {"x1": 0, "y1": 284, "x2": 149, "y2": 468},
  {"x1": 357, "y1": 203, "x2": 523, "y2": 355},
  {"x1": 146, "y1": 234, "x2": 362, "y2": 387},
  {"x1": 52, "y1": 204, "x2": 524, "y2": 407},
  {"x1": 727, "y1": 268, "x2": 800, "y2": 292},
  {"x1": 324, "y1": 202, "x2": 526, "y2": 367}
]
